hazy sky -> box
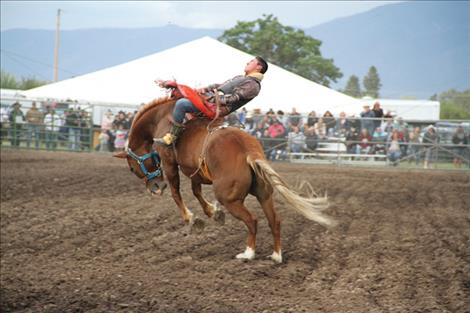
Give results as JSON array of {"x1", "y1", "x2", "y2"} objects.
[{"x1": 1, "y1": 1, "x2": 398, "y2": 30}]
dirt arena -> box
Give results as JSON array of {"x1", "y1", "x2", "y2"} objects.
[{"x1": 1, "y1": 150, "x2": 469, "y2": 313}]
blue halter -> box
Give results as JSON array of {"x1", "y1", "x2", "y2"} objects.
[{"x1": 126, "y1": 148, "x2": 162, "y2": 181}]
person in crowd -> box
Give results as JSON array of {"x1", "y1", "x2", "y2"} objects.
[
  {"x1": 452, "y1": 125, "x2": 468, "y2": 168},
  {"x1": 65, "y1": 108, "x2": 80, "y2": 151},
  {"x1": 101, "y1": 110, "x2": 114, "y2": 151},
  {"x1": 423, "y1": 125, "x2": 439, "y2": 169},
  {"x1": 43, "y1": 107, "x2": 60, "y2": 150},
  {"x1": 98, "y1": 129, "x2": 110, "y2": 152},
  {"x1": 372, "y1": 101, "x2": 384, "y2": 130},
  {"x1": 260, "y1": 109, "x2": 276, "y2": 129},
  {"x1": 250, "y1": 122, "x2": 266, "y2": 140},
  {"x1": 129, "y1": 110, "x2": 138, "y2": 127},
  {"x1": 304, "y1": 111, "x2": 318, "y2": 130},
  {"x1": 114, "y1": 124, "x2": 127, "y2": 151},
  {"x1": 265, "y1": 118, "x2": 287, "y2": 161},
  {"x1": 393, "y1": 116, "x2": 408, "y2": 133},
  {"x1": 25, "y1": 101, "x2": 43, "y2": 149},
  {"x1": 393, "y1": 117, "x2": 409, "y2": 156},
  {"x1": 347, "y1": 113, "x2": 361, "y2": 131},
  {"x1": 101, "y1": 110, "x2": 113, "y2": 131},
  {"x1": 237, "y1": 107, "x2": 247, "y2": 125},
  {"x1": 387, "y1": 129, "x2": 402, "y2": 166},
  {"x1": 323, "y1": 110, "x2": 336, "y2": 136},
  {"x1": 313, "y1": 117, "x2": 327, "y2": 139},
  {"x1": 287, "y1": 125, "x2": 306, "y2": 154},
  {"x1": 356, "y1": 128, "x2": 373, "y2": 155},
  {"x1": 335, "y1": 111, "x2": 350, "y2": 137},
  {"x1": 251, "y1": 108, "x2": 263, "y2": 129},
  {"x1": 383, "y1": 110, "x2": 394, "y2": 120},
  {"x1": 345, "y1": 126, "x2": 360, "y2": 155},
  {"x1": 407, "y1": 126, "x2": 422, "y2": 165},
  {"x1": 360, "y1": 105, "x2": 376, "y2": 136},
  {"x1": 8, "y1": 102, "x2": 25, "y2": 147},
  {"x1": 287, "y1": 107, "x2": 303, "y2": 132},
  {"x1": 304, "y1": 123, "x2": 319, "y2": 151},
  {"x1": 0, "y1": 104, "x2": 9, "y2": 146},
  {"x1": 371, "y1": 126, "x2": 387, "y2": 155},
  {"x1": 382, "y1": 118, "x2": 394, "y2": 134},
  {"x1": 113, "y1": 111, "x2": 130, "y2": 130},
  {"x1": 243, "y1": 111, "x2": 255, "y2": 133},
  {"x1": 276, "y1": 110, "x2": 287, "y2": 128},
  {"x1": 78, "y1": 109, "x2": 91, "y2": 150}
]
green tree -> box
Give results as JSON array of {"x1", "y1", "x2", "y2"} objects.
[
  {"x1": 363, "y1": 66, "x2": 382, "y2": 98},
  {"x1": 0, "y1": 70, "x2": 19, "y2": 89},
  {"x1": 343, "y1": 75, "x2": 362, "y2": 98},
  {"x1": 20, "y1": 76, "x2": 48, "y2": 90},
  {"x1": 437, "y1": 89, "x2": 470, "y2": 119},
  {"x1": 218, "y1": 14, "x2": 342, "y2": 87},
  {"x1": 0, "y1": 70, "x2": 48, "y2": 90}
]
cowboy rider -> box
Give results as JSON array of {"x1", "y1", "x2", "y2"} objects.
[{"x1": 154, "y1": 56, "x2": 268, "y2": 146}]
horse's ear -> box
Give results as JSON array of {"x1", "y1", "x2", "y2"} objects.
[{"x1": 113, "y1": 151, "x2": 127, "y2": 159}]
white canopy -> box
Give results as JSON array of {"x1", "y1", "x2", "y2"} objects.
[
  {"x1": 23, "y1": 37, "x2": 362, "y2": 115},
  {"x1": 361, "y1": 97, "x2": 440, "y2": 121}
]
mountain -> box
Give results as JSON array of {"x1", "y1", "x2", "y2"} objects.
[
  {"x1": 0, "y1": 25, "x2": 223, "y2": 81},
  {"x1": 1, "y1": 1, "x2": 468, "y2": 98},
  {"x1": 306, "y1": 1, "x2": 470, "y2": 98}
]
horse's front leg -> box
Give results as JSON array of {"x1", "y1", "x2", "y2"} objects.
[
  {"x1": 191, "y1": 179, "x2": 225, "y2": 225},
  {"x1": 164, "y1": 166, "x2": 194, "y2": 225}
]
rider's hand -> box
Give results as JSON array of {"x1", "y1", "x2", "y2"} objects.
[{"x1": 154, "y1": 79, "x2": 165, "y2": 87}]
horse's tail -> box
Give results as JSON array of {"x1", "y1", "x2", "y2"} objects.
[{"x1": 247, "y1": 156, "x2": 337, "y2": 228}]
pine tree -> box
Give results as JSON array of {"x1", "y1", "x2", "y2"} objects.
[
  {"x1": 344, "y1": 75, "x2": 362, "y2": 98},
  {"x1": 363, "y1": 66, "x2": 382, "y2": 98}
]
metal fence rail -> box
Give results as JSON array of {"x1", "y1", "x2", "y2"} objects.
[
  {"x1": 1, "y1": 122, "x2": 94, "y2": 152},
  {"x1": 1, "y1": 121, "x2": 469, "y2": 170}
]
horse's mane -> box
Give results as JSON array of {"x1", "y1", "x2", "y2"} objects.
[{"x1": 131, "y1": 96, "x2": 175, "y2": 128}]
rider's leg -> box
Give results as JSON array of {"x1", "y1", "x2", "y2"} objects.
[{"x1": 155, "y1": 98, "x2": 201, "y2": 146}]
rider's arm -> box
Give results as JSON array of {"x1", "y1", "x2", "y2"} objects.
[{"x1": 218, "y1": 79, "x2": 260, "y2": 106}]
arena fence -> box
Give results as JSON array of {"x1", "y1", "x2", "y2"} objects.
[
  {"x1": 1, "y1": 97, "x2": 469, "y2": 171},
  {"x1": 1, "y1": 121, "x2": 469, "y2": 171}
]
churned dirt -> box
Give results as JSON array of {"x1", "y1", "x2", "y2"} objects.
[{"x1": 1, "y1": 149, "x2": 469, "y2": 313}]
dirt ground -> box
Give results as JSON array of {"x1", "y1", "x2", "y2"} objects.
[{"x1": 1, "y1": 149, "x2": 469, "y2": 313}]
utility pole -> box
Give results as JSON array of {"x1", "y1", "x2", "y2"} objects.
[{"x1": 53, "y1": 9, "x2": 61, "y2": 82}]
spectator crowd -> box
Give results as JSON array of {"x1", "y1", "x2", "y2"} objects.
[
  {"x1": 0, "y1": 101, "x2": 92, "y2": 151},
  {"x1": 222, "y1": 102, "x2": 469, "y2": 169},
  {"x1": 2, "y1": 100, "x2": 468, "y2": 169}
]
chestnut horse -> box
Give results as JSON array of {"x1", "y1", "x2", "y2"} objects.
[{"x1": 114, "y1": 97, "x2": 335, "y2": 263}]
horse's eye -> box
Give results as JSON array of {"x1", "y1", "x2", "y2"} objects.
[{"x1": 130, "y1": 167, "x2": 135, "y2": 173}]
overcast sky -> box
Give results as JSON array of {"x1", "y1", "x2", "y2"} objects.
[{"x1": 1, "y1": 1, "x2": 398, "y2": 31}]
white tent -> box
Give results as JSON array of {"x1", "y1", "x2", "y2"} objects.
[
  {"x1": 361, "y1": 97, "x2": 440, "y2": 121},
  {"x1": 23, "y1": 37, "x2": 362, "y2": 115}
]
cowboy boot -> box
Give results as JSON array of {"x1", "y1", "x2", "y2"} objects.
[{"x1": 154, "y1": 124, "x2": 185, "y2": 146}]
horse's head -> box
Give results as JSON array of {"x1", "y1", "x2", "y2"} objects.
[
  {"x1": 114, "y1": 147, "x2": 167, "y2": 196},
  {"x1": 114, "y1": 97, "x2": 177, "y2": 196}
]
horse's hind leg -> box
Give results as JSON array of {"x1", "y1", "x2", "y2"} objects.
[
  {"x1": 191, "y1": 179, "x2": 225, "y2": 225},
  {"x1": 257, "y1": 194, "x2": 282, "y2": 263},
  {"x1": 253, "y1": 180, "x2": 282, "y2": 263},
  {"x1": 223, "y1": 200, "x2": 257, "y2": 260}
]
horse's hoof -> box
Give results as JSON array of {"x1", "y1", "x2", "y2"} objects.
[
  {"x1": 191, "y1": 217, "x2": 205, "y2": 234},
  {"x1": 268, "y1": 251, "x2": 283, "y2": 264},
  {"x1": 213, "y1": 209, "x2": 225, "y2": 226},
  {"x1": 236, "y1": 247, "x2": 255, "y2": 260}
]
